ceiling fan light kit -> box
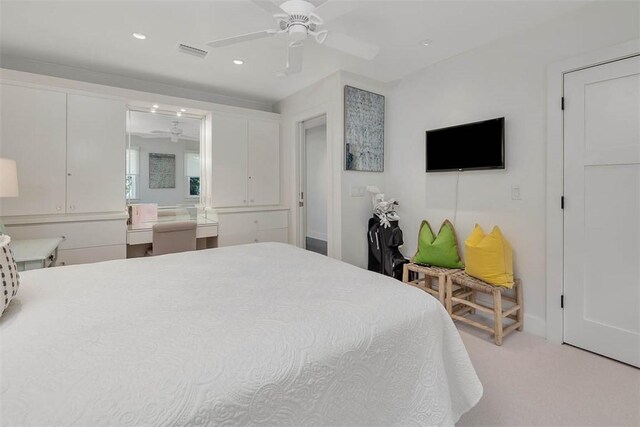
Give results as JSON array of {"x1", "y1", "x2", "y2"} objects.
[{"x1": 205, "y1": 0, "x2": 379, "y2": 76}]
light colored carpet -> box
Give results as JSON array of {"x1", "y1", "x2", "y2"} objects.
[{"x1": 457, "y1": 324, "x2": 640, "y2": 426}]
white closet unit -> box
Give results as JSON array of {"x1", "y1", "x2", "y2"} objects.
[
  {"x1": 0, "y1": 84, "x2": 67, "y2": 216},
  {"x1": 0, "y1": 84, "x2": 126, "y2": 216},
  {"x1": 0, "y1": 83, "x2": 127, "y2": 266},
  {"x1": 66, "y1": 94, "x2": 126, "y2": 213},
  {"x1": 217, "y1": 209, "x2": 289, "y2": 247},
  {"x1": 211, "y1": 113, "x2": 280, "y2": 208},
  {"x1": 247, "y1": 119, "x2": 280, "y2": 206}
]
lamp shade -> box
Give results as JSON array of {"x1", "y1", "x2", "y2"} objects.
[{"x1": 0, "y1": 158, "x2": 19, "y2": 197}]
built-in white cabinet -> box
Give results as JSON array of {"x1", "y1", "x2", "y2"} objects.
[
  {"x1": 0, "y1": 84, "x2": 126, "y2": 217},
  {"x1": 1, "y1": 83, "x2": 127, "y2": 265},
  {"x1": 0, "y1": 84, "x2": 67, "y2": 216},
  {"x1": 211, "y1": 114, "x2": 249, "y2": 207},
  {"x1": 211, "y1": 114, "x2": 279, "y2": 208},
  {"x1": 67, "y1": 94, "x2": 125, "y2": 213},
  {"x1": 217, "y1": 209, "x2": 288, "y2": 247},
  {"x1": 247, "y1": 120, "x2": 280, "y2": 206}
]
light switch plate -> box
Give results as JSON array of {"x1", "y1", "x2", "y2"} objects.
[
  {"x1": 351, "y1": 185, "x2": 366, "y2": 197},
  {"x1": 511, "y1": 185, "x2": 521, "y2": 200}
]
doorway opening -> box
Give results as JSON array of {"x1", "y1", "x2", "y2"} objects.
[{"x1": 300, "y1": 115, "x2": 328, "y2": 255}]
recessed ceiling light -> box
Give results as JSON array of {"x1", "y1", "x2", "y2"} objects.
[
  {"x1": 233, "y1": 59, "x2": 244, "y2": 65},
  {"x1": 152, "y1": 104, "x2": 159, "y2": 109},
  {"x1": 421, "y1": 39, "x2": 432, "y2": 46},
  {"x1": 180, "y1": 108, "x2": 186, "y2": 112},
  {"x1": 133, "y1": 32, "x2": 147, "y2": 40},
  {"x1": 176, "y1": 112, "x2": 182, "y2": 117},
  {"x1": 150, "y1": 109, "x2": 157, "y2": 113}
]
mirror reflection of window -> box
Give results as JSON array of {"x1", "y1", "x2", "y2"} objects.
[{"x1": 126, "y1": 110, "x2": 202, "y2": 210}]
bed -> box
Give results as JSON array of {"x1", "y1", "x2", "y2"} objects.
[{"x1": 1, "y1": 243, "x2": 482, "y2": 426}]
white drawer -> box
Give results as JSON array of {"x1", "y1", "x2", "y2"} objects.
[
  {"x1": 197, "y1": 224, "x2": 219, "y2": 238},
  {"x1": 256, "y1": 228, "x2": 288, "y2": 243},
  {"x1": 56, "y1": 244, "x2": 126, "y2": 266},
  {"x1": 218, "y1": 227, "x2": 288, "y2": 247},
  {"x1": 256, "y1": 211, "x2": 288, "y2": 231},
  {"x1": 219, "y1": 211, "x2": 288, "y2": 234},
  {"x1": 218, "y1": 232, "x2": 256, "y2": 247},
  {"x1": 6, "y1": 220, "x2": 126, "y2": 250}
]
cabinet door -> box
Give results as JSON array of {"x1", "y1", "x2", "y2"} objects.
[
  {"x1": 67, "y1": 94, "x2": 126, "y2": 213},
  {"x1": 0, "y1": 84, "x2": 67, "y2": 216},
  {"x1": 247, "y1": 120, "x2": 280, "y2": 206},
  {"x1": 211, "y1": 114, "x2": 248, "y2": 207}
]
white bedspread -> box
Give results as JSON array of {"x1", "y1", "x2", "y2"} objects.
[{"x1": 1, "y1": 243, "x2": 481, "y2": 426}]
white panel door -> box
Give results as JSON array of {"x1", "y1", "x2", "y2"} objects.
[
  {"x1": 67, "y1": 94, "x2": 126, "y2": 213},
  {"x1": 0, "y1": 84, "x2": 67, "y2": 216},
  {"x1": 247, "y1": 119, "x2": 280, "y2": 206},
  {"x1": 211, "y1": 114, "x2": 248, "y2": 207},
  {"x1": 564, "y1": 55, "x2": 640, "y2": 367}
]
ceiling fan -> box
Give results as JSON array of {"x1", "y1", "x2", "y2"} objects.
[
  {"x1": 206, "y1": 0, "x2": 380, "y2": 75},
  {"x1": 150, "y1": 121, "x2": 196, "y2": 143}
]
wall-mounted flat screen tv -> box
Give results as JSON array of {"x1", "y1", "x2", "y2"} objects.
[{"x1": 426, "y1": 117, "x2": 505, "y2": 172}]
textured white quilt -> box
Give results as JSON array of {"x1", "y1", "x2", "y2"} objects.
[{"x1": 1, "y1": 243, "x2": 481, "y2": 426}]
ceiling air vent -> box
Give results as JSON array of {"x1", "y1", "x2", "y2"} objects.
[{"x1": 177, "y1": 44, "x2": 208, "y2": 58}]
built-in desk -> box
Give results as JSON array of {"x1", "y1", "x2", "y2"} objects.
[{"x1": 126, "y1": 216, "x2": 218, "y2": 257}]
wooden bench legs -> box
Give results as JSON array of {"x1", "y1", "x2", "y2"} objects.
[{"x1": 448, "y1": 276, "x2": 523, "y2": 346}]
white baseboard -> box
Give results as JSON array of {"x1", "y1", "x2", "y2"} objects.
[
  {"x1": 523, "y1": 314, "x2": 546, "y2": 338},
  {"x1": 306, "y1": 231, "x2": 327, "y2": 241}
]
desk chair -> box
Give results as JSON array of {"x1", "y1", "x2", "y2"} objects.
[{"x1": 150, "y1": 221, "x2": 196, "y2": 256}]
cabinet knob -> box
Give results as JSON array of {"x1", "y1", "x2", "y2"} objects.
[
  {"x1": 56, "y1": 206, "x2": 62, "y2": 211},
  {"x1": 254, "y1": 239, "x2": 259, "y2": 243},
  {"x1": 243, "y1": 200, "x2": 247, "y2": 204},
  {"x1": 250, "y1": 199, "x2": 254, "y2": 203},
  {"x1": 69, "y1": 205, "x2": 75, "y2": 211},
  {"x1": 248, "y1": 176, "x2": 252, "y2": 180},
  {"x1": 67, "y1": 173, "x2": 72, "y2": 177},
  {"x1": 254, "y1": 220, "x2": 258, "y2": 224}
]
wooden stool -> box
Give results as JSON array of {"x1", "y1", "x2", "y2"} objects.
[
  {"x1": 402, "y1": 263, "x2": 462, "y2": 306},
  {"x1": 446, "y1": 272, "x2": 523, "y2": 345}
]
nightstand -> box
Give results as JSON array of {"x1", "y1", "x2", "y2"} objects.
[{"x1": 10, "y1": 237, "x2": 65, "y2": 271}]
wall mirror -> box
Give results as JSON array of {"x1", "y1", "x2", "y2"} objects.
[{"x1": 126, "y1": 109, "x2": 203, "y2": 218}]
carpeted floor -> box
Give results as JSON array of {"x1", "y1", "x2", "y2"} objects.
[{"x1": 456, "y1": 324, "x2": 640, "y2": 426}]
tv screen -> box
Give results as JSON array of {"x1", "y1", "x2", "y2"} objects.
[{"x1": 426, "y1": 117, "x2": 505, "y2": 172}]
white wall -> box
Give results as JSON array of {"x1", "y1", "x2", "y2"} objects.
[
  {"x1": 274, "y1": 71, "x2": 386, "y2": 264},
  {"x1": 131, "y1": 136, "x2": 199, "y2": 206},
  {"x1": 384, "y1": 1, "x2": 640, "y2": 336},
  {"x1": 305, "y1": 124, "x2": 328, "y2": 241}
]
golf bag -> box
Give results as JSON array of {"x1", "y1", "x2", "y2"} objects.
[{"x1": 367, "y1": 217, "x2": 408, "y2": 280}]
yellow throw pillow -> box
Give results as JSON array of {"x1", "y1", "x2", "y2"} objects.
[{"x1": 464, "y1": 225, "x2": 514, "y2": 288}]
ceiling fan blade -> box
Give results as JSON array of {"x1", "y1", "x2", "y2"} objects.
[
  {"x1": 251, "y1": 0, "x2": 285, "y2": 16},
  {"x1": 285, "y1": 42, "x2": 304, "y2": 75},
  {"x1": 307, "y1": 0, "x2": 329, "y2": 7},
  {"x1": 322, "y1": 32, "x2": 379, "y2": 60},
  {"x1": 314, "y1": 0, "x2": 360, "y2": 22},
  {"x1": 206, "y1": 30, "x2": 276, "y2": 48}
]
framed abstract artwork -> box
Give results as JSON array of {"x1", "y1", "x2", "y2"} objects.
[
  {"x1": 149, "y1": 153, "x2": 176, "y2": 189},
  {"x1": 344, "y1": 85, "x2": 385, "y2": 172}
]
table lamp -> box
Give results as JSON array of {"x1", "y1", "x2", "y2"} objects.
[{"x1": 0, "y1": 158, "x2": 19, "y2": 235}]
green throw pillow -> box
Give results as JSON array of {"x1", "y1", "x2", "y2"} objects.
[{"x1": 412, "y1": 220, "x2": 464, "y2": 268}]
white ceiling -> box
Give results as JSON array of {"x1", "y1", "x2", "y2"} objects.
[{"x1": 0, "y1": 1, "x2": 590, "y2": 105}]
